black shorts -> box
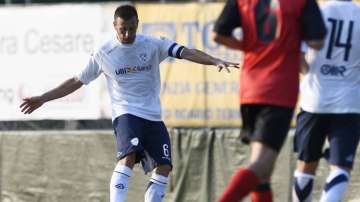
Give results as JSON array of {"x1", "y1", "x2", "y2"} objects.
[
  {"x1": 240, "y1": 104, "x2": 294, "y2": 152},
  {"x1": 294, "y1": 110, "x2": 360, "y2": 168},
  {"x1": 112, "y1": 114, "x2": 172, "y2": 167}
]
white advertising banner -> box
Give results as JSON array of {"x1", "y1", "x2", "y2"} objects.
[
  {"x1": 1, "y1": 3, "x2": 243, "y2": 126},
  {"x1": 0, "y1": 4, "x2": 106, "y2": 120}
]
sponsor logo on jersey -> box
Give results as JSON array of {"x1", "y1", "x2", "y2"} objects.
[
  {"x1": 115, "y1": 65, "x2": 152, "y2": 75},
  {"x1": 320, "y1": 64, "x2": 346, "y2": 76}
]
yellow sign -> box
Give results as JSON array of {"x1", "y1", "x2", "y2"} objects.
[{"x1": 138, "y1": 3, "x2": 242, "y2": 127}]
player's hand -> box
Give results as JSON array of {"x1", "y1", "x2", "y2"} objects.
[
  {"x1": 215, "y1": 60, "x2": 240, "y2": 73},
  {"x1": 20, "y1": 96, "x2": 45, "y2": 114}
]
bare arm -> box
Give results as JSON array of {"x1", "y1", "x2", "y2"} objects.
[
  {"x1": 300, "y1": 52, "x2": 309, "y2": 74},
  {"x1": 20, "y1": 76, "x2": 83, "y2": 114},
  {"x1": 180, "y1": 47, "x2": 239, "y2": 72},
  {"x1": 213, "y1": 33, "x2": 243, "y2": 50}
]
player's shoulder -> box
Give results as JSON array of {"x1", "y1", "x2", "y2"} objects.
[
  {"x1": 139, "y1": 34, "x2": 174, "y2": 44},
  {"x1": 137, "y1": 34, "x2": 160, "y2": 43},
  {"x1": 93, "y1": 38, "x2": 118, "y2": 55},
  {"x1": 321, "y1": 1, "x2": 360, "y2": 21},
  {"x1": 321, "y1": 0, "x2": 360, "y2": 10}
]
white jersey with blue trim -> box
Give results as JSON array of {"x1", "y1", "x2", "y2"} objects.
[
  {"x1": 300, "y1": 0, "x2": 360, "y2": 113},
  {"x1": 78, "y1": 34, "x2": 184, "y2": 121}
]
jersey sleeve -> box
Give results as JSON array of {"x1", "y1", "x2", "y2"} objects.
[
  {"x1": 157, "y1": 36, "x2": 185, "y2": 61},
  {"x1": 300, "y1": 0, "x2": 327, "y2": 40},
  {"x1": 213, "y1": 0, "x2": 241, "y2": 36},
  {"x1": 77, "y1": 54, "x2": 102, "y2": 85}
]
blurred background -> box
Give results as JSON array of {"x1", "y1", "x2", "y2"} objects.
[{"x1": 0, "y1": 0, "x2": 359, "y2": 202}]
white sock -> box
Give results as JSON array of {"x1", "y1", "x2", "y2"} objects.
[
  {"x1": 110, "y1": 164, "x2": 133, "y2": 202},
  {"x1": 292, "y1": 170, "x2": 315, "y2": 202},
  {"x1": 320, "y1": 169, "x2": 349, "y2": 202},
  {"x1": 144, "y1": 173, "x2": 168, "y2": 202}
]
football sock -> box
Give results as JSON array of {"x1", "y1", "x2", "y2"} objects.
[
  {"x1": 320, "y1": 169, "x2": 349, "y2": 202},
  {"x1": 292, "y1": 170, "x2": 314, "y2": 202},
  {"x1": 144, "y1": 173, "x2": 168, "y2": 202},
  {"x1": 250, "y1": 183, "x2": 273, "y2": 202},
  {"x1": 217, "y1": 168, "x2": 260, "y2": 202},
  {"x1": 110, "y1": 164, "x2": 133, "y2": 202}
]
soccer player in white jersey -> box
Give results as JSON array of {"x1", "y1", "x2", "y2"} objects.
[
  {"x1": 292, "y1": 0, "x2": 360, "y2": 201},
  {"x1": 19, "y1": 4, "x2": 238, "y2": 202}
]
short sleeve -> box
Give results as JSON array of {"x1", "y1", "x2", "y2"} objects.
[
  {"x1": 77, "y1": 54, "x2": 102, "y2": 85},
  {"x1": 214, "y1": 0, "x2": 241, "y2": 36},
  {"x1": 300, "y1": 0, "x2": 327, "y2": 40},
  {"x1": 157, "y1": 37, "x2": 185, "y2": 61}
]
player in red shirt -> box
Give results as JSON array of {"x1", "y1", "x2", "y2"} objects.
[{"x1": 213, "y1": 0, "x2": 327, "y2": 201}]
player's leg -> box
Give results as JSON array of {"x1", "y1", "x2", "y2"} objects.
[
  {"x1": 110, "y1": 154, "x2": 136, "y2": 202},
  {"x1": 144, "y1": 165, "x2": 172, "y2": 202},
  {"x1": 218, "y1": 105, "x2": 293, "y2": 202},
  {"x1": 143, "y1": 120, "x2": 172, "y2": 202},
  {"x1": 250, "y1": 182, "x2": 272, "y2": 202},
  {"x1": 292, "y1": 111, "x2": 326, "y2": 202},
  {"x1": 110, "y1": 114, "x2": 146, "y2": 202},
  {"x1": 293, "y1": 161, "x2": 318, "y2": 202},
  {"x1": 320, "y1": 165, "x2": 350, "y2": 202},
  {"x1": 320, "y1": 114, "x2": 360, "y2": 202},
  {"x1": 248, "y1": 142, "x2": 278, "y2": 202}
]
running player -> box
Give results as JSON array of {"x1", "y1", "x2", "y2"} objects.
[
  {"x1": 293, "y1": 1, "x2": 360, "y2": 201},
  {"x1": 213, "y1": 0, "x2": 326, "y2": 201}
]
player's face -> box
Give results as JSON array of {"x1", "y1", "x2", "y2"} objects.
[{"x1": 113, "y1": 16, "x2": 138, "y2": 44}]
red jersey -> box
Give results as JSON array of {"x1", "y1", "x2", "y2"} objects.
[{"x1": 214, "y1": 0, "x2": 326, "y2": 108}]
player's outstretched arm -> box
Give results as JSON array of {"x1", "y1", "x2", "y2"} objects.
[
  {"x1": 20, "y1": 77, "x2": 83, "y2": 114},
  {"x1": 180, "y1": 47, "x2": 239, "y2": 72}
]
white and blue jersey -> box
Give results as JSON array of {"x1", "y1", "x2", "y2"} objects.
[
  {"x1": 295, "y1": 1, "x2": 360, "y2": 168},
  {"x1": 300, "y1": 0, "x2": 360, "y2": 113},
  {"x1": 78, "y1": 34, "x2": 184, "y2": 121}
]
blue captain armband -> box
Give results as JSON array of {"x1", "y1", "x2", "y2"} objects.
[{"x1": 168, "y1": 43, "x2": 185, "y2": 59}]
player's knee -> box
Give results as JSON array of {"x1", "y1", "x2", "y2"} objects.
[
  {"x1": 118, "y1": 152, "x2": 137, "y2": 168},
  {"x1": 330, "y1": 165, "x2": 351, "y2": 173},
  {"x1": 249, "y1": 161, "x2": 273, "y2": 180},
  {"x1": 297, "y1": 161, "x2": 318, "y2": 175},
  {"x1": 155, "y1": 164, "x2": 172, "y2": 176}
]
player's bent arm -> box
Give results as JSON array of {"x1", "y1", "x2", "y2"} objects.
[
  {"x1": 213, "y1": 33, "x2": 243, "y2": 50},
  {"x1": 300, "y1": 53, "x2": 309, "y2": 74},
  {"x1": 305, "y1": 39, "x2": 324, "y2": 50},
  {"x1": 20, "y1": 76, "x2": 84, "y2": 114},
  {"x1": 40, "y1": 76, "x2": 83, "y2": 102}
]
